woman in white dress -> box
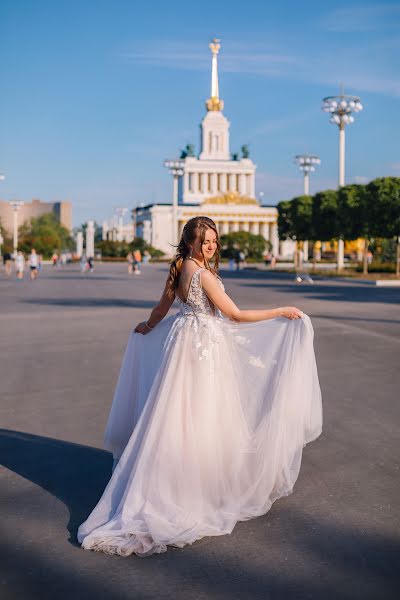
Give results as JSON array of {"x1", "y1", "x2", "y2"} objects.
[{"x1": 78, "y1": 216, "x2": 323, "y2": 557}]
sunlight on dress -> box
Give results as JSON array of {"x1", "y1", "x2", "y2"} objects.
[{"x1": 78, "y1": 268, "x2": 323, "y2": 557}]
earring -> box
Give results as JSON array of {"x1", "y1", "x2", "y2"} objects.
[{"x1": 189, "y1": 247, "x2": 193, "y2": 258}]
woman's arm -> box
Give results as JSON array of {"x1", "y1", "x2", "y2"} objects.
[
  {"x1": 201, "y1": 270, "x2": 303, "y2": 322},
  {"x1": 134, "y1": 281, "x2": 175, "y2": 334}
]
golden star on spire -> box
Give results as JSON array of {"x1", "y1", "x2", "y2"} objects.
[{"x1": 206, "y1": 38, "x2": 224, "y2": 112}]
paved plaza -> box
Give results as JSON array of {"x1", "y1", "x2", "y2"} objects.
[{"x1": 1, "y1": 262, "x2": 399, "y2": 600}]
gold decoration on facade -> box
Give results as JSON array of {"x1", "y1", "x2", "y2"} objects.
[{"x1": 202, "y1": 191, "x2": 259, "y2": 205}]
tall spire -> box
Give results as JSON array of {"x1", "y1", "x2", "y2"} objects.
[{"x1": 206, "y1": 38, "x2": 224, "y2": 112}]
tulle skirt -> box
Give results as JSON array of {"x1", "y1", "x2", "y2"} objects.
[{"x1": 77, "y1": 312, "x2": 322, "y2": 557}]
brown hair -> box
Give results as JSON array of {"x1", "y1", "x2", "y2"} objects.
[{"x1": 166, "y1": 216, "x2": 220, "y2": 298}]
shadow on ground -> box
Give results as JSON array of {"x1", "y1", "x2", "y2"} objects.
[
  {"x1": 0, "y1": 428, "x2": 111, "y2": 542},
  {"x1": 22, "y1": 298, "x2": 156, "y2": 308},
  {"x1": 241, "y1": 282, "x2": 400, "y2": 305},
  {"x1": 1, "y1": 429, "x2": 399, "y2": 600}
]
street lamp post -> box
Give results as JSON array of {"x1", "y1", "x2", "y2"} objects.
[
  {"x1": 322, "y1": 89, "x2": 363, "y2": 271},
  {"x1": 164, "y1": 159, "x2": 185, "y2": 247},
  {"x1": 294, "y1": 154, "x2": 321, "y2": 196},
  {"x1": 294, "y1": 155, "x2": 321, "y2": 262},
  {"x1": 9, "y1": 200, "x2": 24, "y2": 255}
]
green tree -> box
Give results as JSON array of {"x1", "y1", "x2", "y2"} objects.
[
  {"x1": 291, "y1": 195, "x2": 314, "y2": 240},
  {"x1": 337, "y1": 184, "x2": 367, "y2": 240},
  {"x1": 0, "y1": 217, "x2": 12, "y2": 253},
  {"x1": 219, "y1": 231, "x2": 270, "y2": 261},
  {"x1": 96, "y1": 237, "x2": 164, "y2": 258},
  {"x1": 337, "y1": 184, "x2": 370, "y2": 274},
  {"x1": 79, "y1": 221, "x2": 103, "y2": 242},
  {"x1": 18, "y1": 214, "x2": 74, "y2": 258},
  {"x1": 367, "y1": 177, "x2": 400, "y2": 275},
  {"x1": 277, "y1": 200, "x2": 295, "y2": 240},
  {"x1": 311, "y1": 189, "x2": 339, "y2": 241},
  {"x1": 291, "y1": 195, "x2": 314, "y2": 267}
]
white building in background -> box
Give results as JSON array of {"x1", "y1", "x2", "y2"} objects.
[
  {"x1": 102, "y1": 208, "x2": 135, "y2": 243},
  {"x1": 134, "y1": 39, "x2": 287, "y2": 259}
]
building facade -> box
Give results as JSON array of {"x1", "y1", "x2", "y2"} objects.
[
  {"x1": 0, "y1": 198, "x2": 72, "y2": 234},
  {"x1": 102, "y1": 217, "x2": 135, "y2": 243},
  {"x1": 134, "y1": 39, "x2": 282, "y2": 258}
]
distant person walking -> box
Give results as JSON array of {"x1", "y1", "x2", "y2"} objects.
[
  {"x1": 126, "y1": 252, "x2": 134, "y2": 275},
  {"x1": 235, "y1": 249, "x2": 245, "y2": 271},
  {"x1": 80, "y1": 254, "x2": 87, "y2": 273},
  {"x1": 51, "y1": 252, "x2": 59, "y2": 267},
  {"x1": 28, "y1": 248, "x2": 39, "y2": 280},
  {"x1": 133, "y1": 248, "x2": 142, "y2": 275},
  {"x1": 3, "y1": 251, "x2": 12, "y2": 277},
  {"x1": 15, "y1": 251, "x2": 25, "y2": 280}
]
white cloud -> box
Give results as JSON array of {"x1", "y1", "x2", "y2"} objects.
[
  {"x1": 320, "y1": 4, "x2": 400, "y2": 32},
  {"x1": 120, "y1": 38, "x2": 400, "y2": 98},
  {"x1": 352, "y1": 176, "x2": 370, "y2": 184},
  {"x1": 121, "y1": 43, "x2": 302, "y2": 77}
]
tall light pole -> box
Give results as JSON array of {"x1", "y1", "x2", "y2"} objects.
[
  {"x1": 322, "y1": 88, "x2": 363, "y2": 270},
  {"x1": 294, "y1": 154, "x2": 321, "y2": 262},
  {"x1": 294, "y1": 154, "x2": 321, "y2": 196},
  {"x1": 164, "y1": 159, "x2": 184, "y2": 247},
  {"x1": 9, "y1": 200, "x2": 24, "y2": 255}
]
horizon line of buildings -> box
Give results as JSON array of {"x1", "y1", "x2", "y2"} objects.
[{"x1": 0, "y1": 198, "x2": 72, "y2": 236}]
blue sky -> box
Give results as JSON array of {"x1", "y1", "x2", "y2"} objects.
[{"x1": 1, "y1": 0, "x2": 399, "y2": 227}]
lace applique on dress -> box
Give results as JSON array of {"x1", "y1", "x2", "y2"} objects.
[{"x1": 176, "y1": 268, "x2": 223, "y2": 363}]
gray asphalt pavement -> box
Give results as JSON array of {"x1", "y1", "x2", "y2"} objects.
[{"x1": 1, "y1": 262, "x2": 399, "y2": 600}]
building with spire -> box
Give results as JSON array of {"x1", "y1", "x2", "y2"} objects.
[{"x1": 134, "y1": 39, "x2": 280, "y2": 257}]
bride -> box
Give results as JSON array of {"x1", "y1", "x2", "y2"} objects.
[{"x1": 78, "y1": 216, "x2": 323, "y2": 557}]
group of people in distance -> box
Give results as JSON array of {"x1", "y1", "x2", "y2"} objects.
[
  {"x1": 2, "y1": 248, "x2": 41, "y2": 280},
  {"x1": 51, "y1": 251, "x2": 73, "y2": 268},
  {"x1": 126, "y1": 249, "x2": 148, "y2": 275}
]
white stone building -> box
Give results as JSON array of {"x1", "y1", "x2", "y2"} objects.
[
  {"x1": 134, "y1": 39, "x2": 283, "y2": 258},
  {"x1": 102, "y1": 210, "x2": 135, "y2": 243}
]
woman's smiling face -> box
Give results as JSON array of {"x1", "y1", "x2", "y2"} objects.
[{"x1": 193, "y1": 227, "x2": 218, "y2": 261}]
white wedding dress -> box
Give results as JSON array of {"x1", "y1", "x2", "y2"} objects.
[{"x1": 78, "y1": 268, "x2": 322, "y2": 557}]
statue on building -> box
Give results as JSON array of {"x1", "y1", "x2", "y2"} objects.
[
  {"x1": 180, "y1": 144, "x2": 195, "y2": 159},
  {"x1": 241, "y1": 144, "x2": 250, "y2": 159}
]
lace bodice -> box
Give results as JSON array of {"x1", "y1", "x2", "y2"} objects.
[{"x1": 177, "y1": 268, "x2": 224, "y2": 318}]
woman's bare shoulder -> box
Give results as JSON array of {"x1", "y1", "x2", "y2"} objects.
[
  {"x1": 200, "y1": 268, "x2": 220, "y2": 286},
  {"x1": 180, "y1": 259, "x2": 199, "y2": 279}
]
